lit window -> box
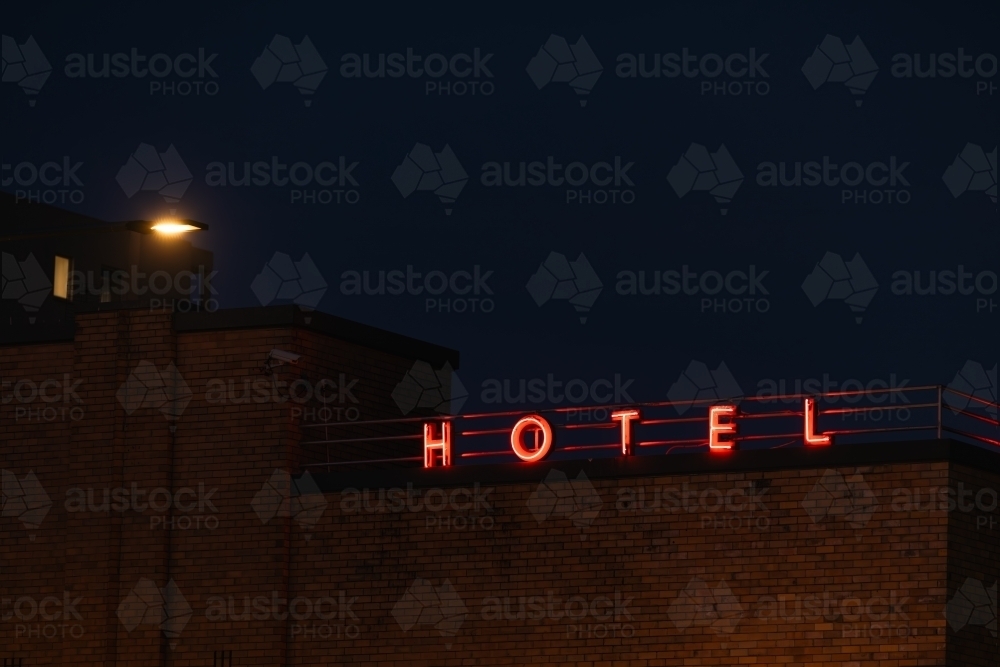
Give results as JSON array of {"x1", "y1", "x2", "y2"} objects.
[{"x1": 53, "y1": 256, "x2": 72, "y2": 299}]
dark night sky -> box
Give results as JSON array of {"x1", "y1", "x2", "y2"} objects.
[{"x1": 4, "y1": 0, "x2": 997, "y2": 417}]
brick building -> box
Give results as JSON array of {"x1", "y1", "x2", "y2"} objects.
[{"x1": 2, "y1": 305, "x2": 998, "y2": 666}]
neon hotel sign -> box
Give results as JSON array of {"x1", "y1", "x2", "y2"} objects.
[{"x1": 421, "y1": 398, "x2": 832, "y2": 467}]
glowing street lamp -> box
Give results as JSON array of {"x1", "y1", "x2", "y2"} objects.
[
  {"x1": 2, "y1": 218, "x2": 208, "y2": 241},
  {"x1": 124, "y1": 219, "x2": 209, "y2": 235}
]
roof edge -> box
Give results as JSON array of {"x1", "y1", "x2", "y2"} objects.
[
  {"x1": 173, "y1": 305, "x2": 459, "y2": 368},
  {"x1": 1, "y1": 303, "x2": 459, "y2": 367},
  {"x1": 310, "y1": 439, "x2": 1000, "y2": 492}
]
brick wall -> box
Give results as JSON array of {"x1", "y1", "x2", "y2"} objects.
[
  {"x1": 946, "y1": 463, "x2": 1000, "y2": 666},
  {"x1": 2, "y1": 307, "x2": 441, "y2": 666},
  {"x1": 275, "y1": 461, "x2": 996, "y2": 667}
]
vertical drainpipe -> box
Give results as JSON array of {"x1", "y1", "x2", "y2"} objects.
[
  {"x1": 110, "y1": 308, "x2": 130, "y2": 667},
  {"x1": 283, "y1": 359, "x2": 294, "y2": 667},
  {"x1": 161, "y1": 317, "x2": 178, "y2": 667}
]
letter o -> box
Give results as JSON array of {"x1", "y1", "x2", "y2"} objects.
[{"x1": 510, "y1": 415, "x2": 553, "y2": 462}]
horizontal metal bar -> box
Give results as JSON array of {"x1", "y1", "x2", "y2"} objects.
[
  {"x1": 665, "y1": 444, "x2": 708, "y2": 454},
  {"x1": 460, "y1": 428, "x2": 510, "y2": 437},
  {"x1": 300, "y1": 386, "x2": 945, "y2": 429},
  {"x1": 942, "y1": 426, "x2": 1000, "y2": 447},
  {"x1": 948, "y1": 406, "x2": 1000, "y2": 426},
  {"x1": 303, "y1": 434, "x2": 422, "y2": 445},
  {"x1": 942, "y1": 387, "x2": 1000, "y2": 409},
  {"x1": 738, "y1": 410, "x2": 803, "y2": 419},
  {"x1": 640, "y1": 416, "x2": 708, "y2": 426},
  {"x1": 638, "y1": 438, "x2": 707, "y2": 447},
  {"x1": 742, "y1": 385, "x2": 940, "y2": 402},
  {"x1": 823, "y1": 425, "x2": 933, "y2": 436},
  {"x1": 769, "y1": 440, "x2": 800, "y2": 449},
  {"x1": 821, "y1": 402, "x2": 937, "y2": 415},
  {"x1": 737, "y1": 432, "x2": 803, "y2": 442},
  {"x1": 561, "y1": 444, "x2": 619, "y2": 452},
  {"x1": 302, "y1": 415, "x2": 445, "y2": 428},
  {"x1": 303, "y1": 456, "x2": 422, "y2": 467}
]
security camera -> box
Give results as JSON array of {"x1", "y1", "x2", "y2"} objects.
[
  {"x1": 263, "y1": 349, "x2": 301, "y2": 374},
  {"x1": 269, "y1": 349, "x2": 301, "y2": 365}
]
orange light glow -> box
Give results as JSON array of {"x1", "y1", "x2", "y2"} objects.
[
  {"x1": 423, "y1": 422, "x2": 452, "y2": 467},
  {"x1": 611, "y1": 409, "x2": 640, "y2": 455},
  {"x1": 803, "y1": 398, "x2": 831, "y2": 446},
  {"x1": 708, "y1": 405, "x2": 738, "y2": 451},
  {"x1": 510, "y1": 415, "x2": 553, "y2": 462},
  {"x1": 150, "y1": 220, "x2": 200, "y2": 235}
]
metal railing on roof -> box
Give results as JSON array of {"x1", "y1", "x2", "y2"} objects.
[{"x1": 299, "y1": 384, "x2": 998, "y2": 468}]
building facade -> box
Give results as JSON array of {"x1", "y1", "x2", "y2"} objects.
[
  {"x1": 2, "y1": 192, "x2": 214, "y2": 343},
  {"x1": 2, "y1": 305, "x2": 998, "y2": 666}
]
